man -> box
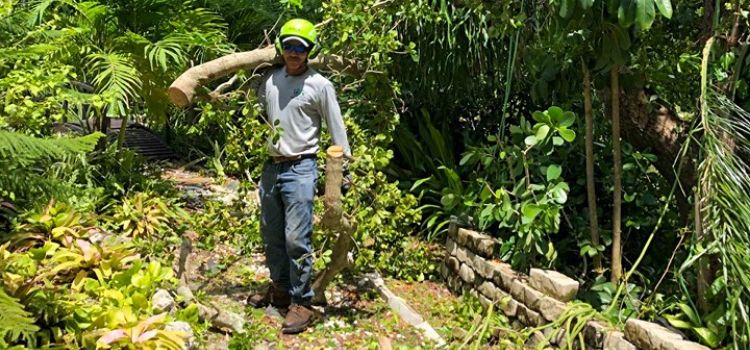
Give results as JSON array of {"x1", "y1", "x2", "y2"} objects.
[{"x1": 247, "y1": 18, "x2": 351, "y2": 335}]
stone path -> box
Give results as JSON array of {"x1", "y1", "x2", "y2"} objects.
[{"x1": 162, "y1": 166, "x2": 462, "y2": 349}]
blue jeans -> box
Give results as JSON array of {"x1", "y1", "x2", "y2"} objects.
[{"x1": 259, "y1": 157, "x2": 317, "y2": 304}]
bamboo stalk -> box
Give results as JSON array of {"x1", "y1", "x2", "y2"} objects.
[
  {"x1": 610, "y1": 65, "x2": 623, "y2": 285},
  {"x1": 582, "y1": 62, "x2": 602, "y2": 272}
]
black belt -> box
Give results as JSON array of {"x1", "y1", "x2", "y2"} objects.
[{"x1": 271, "y1": 153, "x2": 316, "y2": 164}]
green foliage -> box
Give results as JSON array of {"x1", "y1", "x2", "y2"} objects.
[
  {"x1": 680, "y1": 89, "x2": 750, "y2": 348},
  {"x1": 189, "y1": 189, "x2": 262, "y2": 254},
  {"x1": 1, "y1": 0, "x2": 234, "y2": 134},
  {"x1": 108, "y1": 192, "x2": 186, "y2": 239},
  {"x1": 0, "y1": 288, "x2": 39, "y2": 347},
  {"x1": 453, "y1": 106, "x2": 578, "y2": 269},
  {"x1": 0, "y1": 202, "x2": 191, "y2": 348},
  {"x1": 0, "y1": 131, "x2": 103, "y2": 166},
  {"x1": 664, "y1": 300, "x2": 726, "y2": 348},
  {"x1": 0, "y1": 131, "x2": 105, "y2": 213}
]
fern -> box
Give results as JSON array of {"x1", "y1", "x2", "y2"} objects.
[
  {"x1": 0, "y1": 287, "x2": 39, "y2": 347},
  {"x1": 0, "y1": 131, "x2": 104, "y2": 166}
]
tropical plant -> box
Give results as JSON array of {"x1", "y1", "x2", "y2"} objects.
[
  {"x1": 109, "y1": 192, "x2": 185, "y2": 239},
  {"x1": 0, "y1": 287, "x2": 39, "y2": 348},
  {"x1": 678, "y1": 87, "x2": 750, "y2": 348},
  {"x1": 454, "y1": 106, "x2": 578, "y2": 269},
  {"x1": 1, "y1": 0, "x2": 234, "y2": 148},
  {"x1": 0, "y1": 131, "x2": 104, "y2": 211}
]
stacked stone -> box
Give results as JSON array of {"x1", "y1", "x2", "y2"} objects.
[{"x1": 441, "y1": 221, "x2": 712, "y2": 350}]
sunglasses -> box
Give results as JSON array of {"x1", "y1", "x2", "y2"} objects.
[{"x1": 282, "y1": 43, "x2": 308, "y2": 53}]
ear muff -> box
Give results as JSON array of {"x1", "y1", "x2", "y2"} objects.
[{"x1": 274, "y1": 36, "x2": 283, "y2": 56}]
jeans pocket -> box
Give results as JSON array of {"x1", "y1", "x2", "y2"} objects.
[{"x1": 290, "y1": 158, "x2": 316, "y2": 176}]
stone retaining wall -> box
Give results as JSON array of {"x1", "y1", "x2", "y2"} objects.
[{"x1": 440, "y1": 221, "x2": 712, "y2": 350}]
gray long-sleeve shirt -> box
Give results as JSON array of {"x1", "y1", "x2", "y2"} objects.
[{"x1": 258, "y1": 67, "x2": 350, "y2": 157}]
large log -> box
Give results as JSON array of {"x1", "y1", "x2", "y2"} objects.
[
  {"x1": 312, "y1": 145, "x2": 355, "y2": 305},
  {"x1": 604, "y1": 87, "x2": 696, "y2": 222},
  {"x1": 168, "y1": 46, "x2": 362, "y2": 107}
]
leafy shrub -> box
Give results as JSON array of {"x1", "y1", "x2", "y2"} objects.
[
  {"x1": 0, "y1": 202, "x2": 190, "y2": 349},
  {"x1": 439, "y1": 106, "x2": 578, "y2": 269},
  {"x1": 108, "y1": 192, "x2": 186, "y2": 239}
]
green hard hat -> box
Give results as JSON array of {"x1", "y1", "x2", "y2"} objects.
[{"x1": 275, "y1": 18, "x2": 321, "y2": 58}]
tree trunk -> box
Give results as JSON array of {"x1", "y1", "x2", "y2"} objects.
[
  {"x1": 311, "y1": 145, "x2": 355, "y2": 305},
  {"x1": 168, "y1": 46, "x2": 362, "y2": 107},
  {"x1": 611, "y1": 65, "x2": 623, "y2": 285},
  {"x1": 605, "y1": 88, "x2": 695, "y2": 223},
  {"x1": 583, "y1": 62, "x2": 602, "y2": 272}
]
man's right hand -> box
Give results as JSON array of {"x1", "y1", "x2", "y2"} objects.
[{"x1": 341, "y1": 168, "x2": 352, "y2": 196}]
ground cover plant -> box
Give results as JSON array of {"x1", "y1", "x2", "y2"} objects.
[{"x1": 1, "y1": 0, "x2": 750, "y2": 348}]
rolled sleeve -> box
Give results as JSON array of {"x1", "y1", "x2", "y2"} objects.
[{"x1": 319, "y1": 82, "x2": 351, "y2": 156}]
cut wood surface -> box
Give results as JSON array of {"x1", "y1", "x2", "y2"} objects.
[{"x1": 168, "y1": 46, "x2": 363, "y2": 107}]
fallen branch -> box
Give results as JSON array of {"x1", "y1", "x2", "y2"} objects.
[
  {"x1": 208, "y1": 74, "x2": 239, "y2": 101},
  {"x1": 311, "y1": 145, "x2": 355, "y2": 305},
  {"x1": 176, "y1": 234, "x2": 246, "y2": 334},
  {"x1": 363, "y1": 273, "x2": 446, "y2": 347},
  {"x1": 168, "y1": 46, "x2": 363, "y2": 107}
]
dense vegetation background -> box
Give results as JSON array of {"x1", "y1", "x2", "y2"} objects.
[{"x1": 1, "y1": 0, "x2": 749, "y2": 348}]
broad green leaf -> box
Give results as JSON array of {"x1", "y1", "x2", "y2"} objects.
[
  {"x1": 559, "y1": 128, "x2": 576, "y2": 142},
  {"x1": 664, "y1": 314, "x2": 693, "y2": 329},
  {"x1": 580, "y1": 245, "x2": 599, "y2": 257},
  {"x1": 624, "y1": 192, "x2": 636, "y2": 202},
  {"x1": 678, "y1": 303, "x2": 701, "y2": 325},
  {"x1": 480, "y1": 186, "x2": 493, "y2": 201},
  {"x1": 522, "y1": 204, "x2": 543, "y2": 222},
  {"x1": 547, "y1": 164, "x2": 562, "y2": 181},
  {"x1": 410, "y1": 176, "x2": 433, "y2": 192},
  {"x1": 480, "y1": 204, "x2": 494, "y2": 220},
  {"x1": 548, "y1": 106, "x2": 564, "y2": 121},
  {"x1": 532, "y1": 111, "x2": 549, "y2": 123},
  {"x1": 693, "y1": 327, "x2": 721, "y2": 348},
  {"x1": 559, "y1": 112, "x2": 576, "y2": 128},
  {"x1": 535, "y1": 124, "x2": 551, "y2": 141},
  {"x1": 550, "y1": 182, "x2": 570, "y2": 204},
  {"x1": 525, "y1": 135, "x2": 538, "y2": 146},
  {"x1": 635, "y1": 0, "x2": 656, "y2": 30},
  {"x1": 618, "y1": 0, "x2": 637, "y2": 27},
  {"x1": 654, "y1": 0, "x2": 672, "y2": 18},
  {"x1": 580, "y1": 0, "x2": 595, "y2": 10},
  {"x1": 553, "y1": 136, "x2": 564, "y2": 146}
]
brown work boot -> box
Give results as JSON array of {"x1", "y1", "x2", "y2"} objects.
[
  {"x1": 247, "y1": 284, "x2": 291, "y2": 308},
  {"x1": 281, "y1": 304, "x2": 315, "y2": 334}
]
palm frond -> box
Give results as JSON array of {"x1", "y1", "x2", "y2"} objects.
[
  {"x1": 695, "y1": 88, "x2": 750, "y2": 348},
  {"x1": 145, "y1": 34, "x2": 189, "y2": 71},
  {"x1": 87, "y1": 51, "x2": 142, "y2": 116},
  {"x1": 0, "y1": 131, "x2": 104, "y2": 166}
]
